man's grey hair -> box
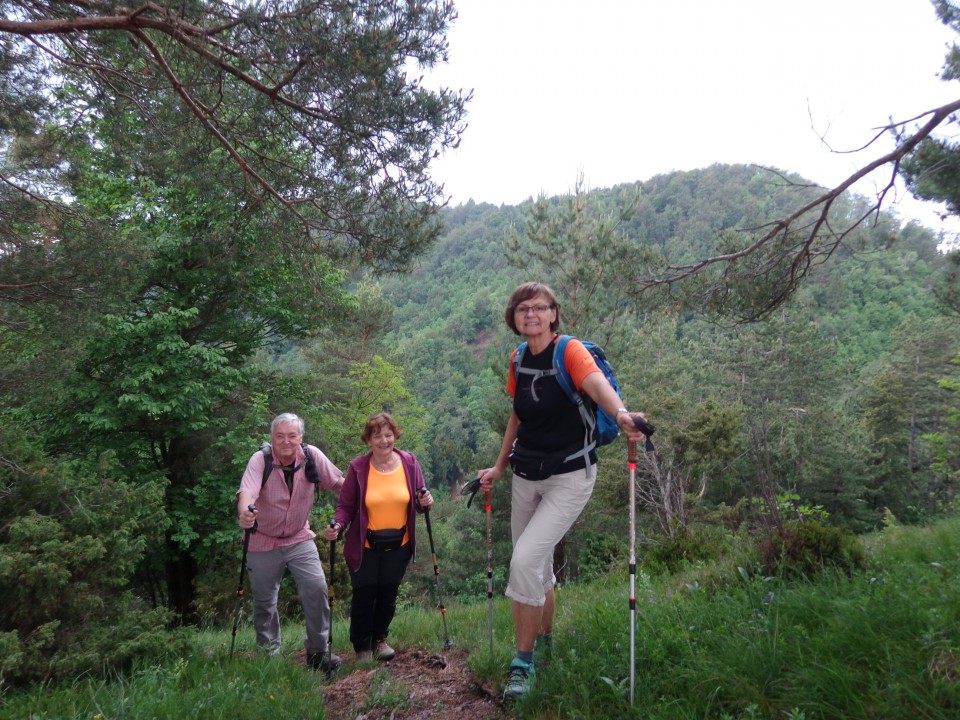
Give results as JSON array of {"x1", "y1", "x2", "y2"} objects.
[{"x1": 271, "y1": 413, "x2": 305, "y2": 436}]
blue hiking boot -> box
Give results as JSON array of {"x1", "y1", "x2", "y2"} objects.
[{"x1": 503, "y1": 658, "x2": 536, "y2": 700}]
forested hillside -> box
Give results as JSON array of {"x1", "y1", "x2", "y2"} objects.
[
  {"x1": 368, "y1": 163, "x2": 959, "y2": 608},
  {"x1": 383, "y1": 163, "x2": 956, "y2": 510}
]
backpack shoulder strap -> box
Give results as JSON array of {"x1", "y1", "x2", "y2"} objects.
[
  {"x1": 552, "y1": 334, "x2": 576, "y2": 401},
  {"x1": 259, "y1": 442, "x2": 273, "y2": 491},
  {"x1": 553, "y1": 334, "x2": 593, "y2": 425},
  {"x1": 554, "y1": 335, "x2": 599, "y2": 465},
  {"x1": 512, "y1": 341, "x2": 527, "y2": 379},
  {"x1": 301, "y1": 443, "x2": 322, "y2": 485}
]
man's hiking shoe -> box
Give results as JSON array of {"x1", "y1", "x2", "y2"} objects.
[
  {"x1": 503, "y1": 658, "x2": 535, "y2": 700},
  {"x1": 374, "y1": 640, "x2": 396, "y2": 661},
  {"x1": 308, "y1": 652, "x2": 341, "y2": 671},
  {"x1": 355, "y1": 650, "x2": 373, "y2": 663}
]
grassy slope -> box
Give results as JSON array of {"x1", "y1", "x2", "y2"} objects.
[{"x1": 3, "y1": 518, "x2": 959, "y2": 719}]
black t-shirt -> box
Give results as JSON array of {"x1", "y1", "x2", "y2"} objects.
[{"x1": 513, "y1": 337, "x2": 597, "y2": 472}]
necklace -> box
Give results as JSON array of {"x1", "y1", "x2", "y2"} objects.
[{"x1": 372, "y1": 455, "x2": 398, "y2": 473}]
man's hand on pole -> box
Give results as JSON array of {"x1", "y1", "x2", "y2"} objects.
[{"x1": 239, "y1": 502, "x2": 258, "y2": 531}]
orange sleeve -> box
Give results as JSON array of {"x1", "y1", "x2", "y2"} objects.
[
  {"x1": 564, "y1": 338, "x2": 601, "y2": 391},
  {"x1": 506, "y1": 348, "x2": 518, "y2": 397}
]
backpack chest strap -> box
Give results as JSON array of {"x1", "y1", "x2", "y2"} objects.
[{"x1": 515, "y1": 365, "x2": 559, "y2": 402}]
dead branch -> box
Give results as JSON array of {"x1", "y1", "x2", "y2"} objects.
[{"x1": 641, "y1": 98, "x2": 960, "y2": 319}]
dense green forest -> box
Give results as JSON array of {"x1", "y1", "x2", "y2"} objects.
[
  {"x1": 376, "y1": 165, "x2": 960, "y2": 583},
  {"x1": 2, "y1": 0, "x2": 960, "y2": 703}
]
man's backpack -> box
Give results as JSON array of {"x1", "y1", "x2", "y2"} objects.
[{"x1": 514, "y1": 334, "x2": 623, "y2": 463}]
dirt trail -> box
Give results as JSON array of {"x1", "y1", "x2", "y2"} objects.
[{"x1": 304, "y1": 646, "x2": 511, "y2": 720}]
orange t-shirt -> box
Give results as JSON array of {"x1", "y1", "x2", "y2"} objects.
[{"x1": 365, "y1": 465, "x2": 410, "y2": 545}]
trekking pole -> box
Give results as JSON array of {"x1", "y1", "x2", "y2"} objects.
[
  {"x1": 421, "y1": 489, "x2": 452, "y2": 649},
  {"x1": 626, "y1": 414, "x2": 655, "y2": 705},
  {"x1": 229, "y1": 503, "x2": 257, "y2": 660},
  {"x1": 484, "y1": 486, "x2": 494, "y2": 656},
  {"x1": 627, "y1": 441, "x2": 638, "y2": 706},
  {"x1": 326, "y1": 521, "x2": 338, "y2": 678}
]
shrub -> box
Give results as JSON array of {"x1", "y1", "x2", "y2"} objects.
[
  {"x1": 578, "y1": 531, "x2": 624, "y2": 581},
  {"x1": 759, "y1": 519, "x2": 866, "y2": 577},
  {"x1": 0, "y1": 426, "x2": 185, "y2": 688},
  {"x1": 641, "y1": 526, "x2": 723, "y2": 574}
]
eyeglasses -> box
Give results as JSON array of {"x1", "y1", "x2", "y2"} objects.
[{"x1": 515, "y1": 303, "x2": 554, "y2": 315}]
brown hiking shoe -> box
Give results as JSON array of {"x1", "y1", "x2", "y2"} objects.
[{"x1": 374, "y1": 640, "x2": 396, "y2": 661}]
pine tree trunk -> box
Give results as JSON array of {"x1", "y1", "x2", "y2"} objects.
[{"x1": 165, "y1": 537, "x2": 198, "y2": 625}]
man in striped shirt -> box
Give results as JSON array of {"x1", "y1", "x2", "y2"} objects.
[{"x1": 237, "y1": 413, "x2": 344, "y2": 670}]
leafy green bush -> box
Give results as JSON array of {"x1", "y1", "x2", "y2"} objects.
[
  {"x1": 641, "y1": 526, "x2": 723, "y2": 574},
  {"x1": 578, "y1": 531, "x2": 624, "y2": 581},
  {"x1": 0, "y1": 424, "x2": 188, "y2": 688},
  {"x1": 759, "y1": 519, "x2": 866, "y2": 576}
]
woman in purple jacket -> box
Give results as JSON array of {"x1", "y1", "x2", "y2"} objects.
[{"x1": 324, "y1": 412, "x2": 433, "y2": 662}]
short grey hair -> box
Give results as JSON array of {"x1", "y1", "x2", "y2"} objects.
[{"x1": 270, "y1": 413, "x2": 305, "y2": 436}]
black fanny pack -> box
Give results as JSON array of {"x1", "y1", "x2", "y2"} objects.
[
  {"x1": 366, "y1": 528, "x2": 406, "y2": 553},
  {"x1": 509, "y1": 443, "x2": 574, "y2": 481}
]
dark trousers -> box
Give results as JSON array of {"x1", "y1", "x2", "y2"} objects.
[{"x1": 348, "y1": 543, "x2": 413, "y2": 652}]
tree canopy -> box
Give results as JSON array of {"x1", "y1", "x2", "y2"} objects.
[
  {"x1": 0, "y1": 0, "x2": 468, "y2": 269},
  {"x1": 1, "y1": 0, "x2": 470, "y2": 634}
]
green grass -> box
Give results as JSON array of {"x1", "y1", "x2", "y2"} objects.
[
  {"x1": 3, "y1": 517, "x2": 960, "y2": 719},
  {"x1": 0, "y1": 652, "x2": 326, "y2": 720}
]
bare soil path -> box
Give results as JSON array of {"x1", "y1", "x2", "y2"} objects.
[{"x1": 301, "y1": 646, "x2": 512, "y2": 720}]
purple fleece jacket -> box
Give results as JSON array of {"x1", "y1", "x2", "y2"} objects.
[{"x1": 332, "y1": 449, "x2": 428, "y2": 572}]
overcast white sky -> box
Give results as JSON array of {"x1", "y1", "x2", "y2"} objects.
[{"x1": 425, "y1": 0, "x2": 960, "y2": 235}]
